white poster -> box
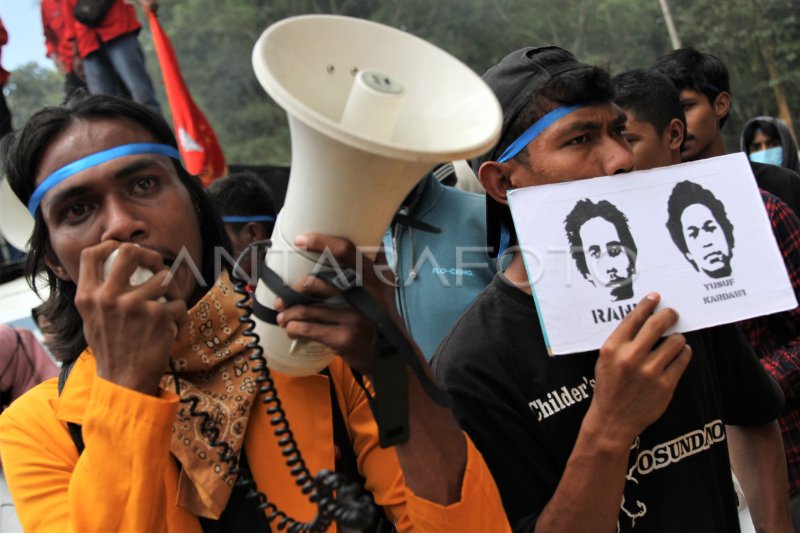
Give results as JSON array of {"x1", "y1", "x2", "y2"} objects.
[{"x1": 507, "y1": 153, "x2": 797, "y2": 355}]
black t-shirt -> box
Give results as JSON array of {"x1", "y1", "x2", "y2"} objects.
[
  {"x1": 432, "y1": 273, "x2": 784, "y2": 533},
  {"x1": 751, "y1": 161, "x2": 800, "y2": 216}
]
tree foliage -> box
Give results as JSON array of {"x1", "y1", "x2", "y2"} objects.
[
  {"x1": 5, "y1": 62, "x2": 64, "y2": 129},
  {"x1": 670, "y1": 0, "x2": 800, "y2": 149},
  {"x1": 11, "y1": 1, "x2": 800, "y2": 164}
]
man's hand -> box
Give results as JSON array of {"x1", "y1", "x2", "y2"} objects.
[
  {"x1": 51, "y1": 56, "x2": 67, "y2": 75},
  {"x1": 274, "y1": 232, "x2": 471, "y2": 506},
  {"x1": 137, "y1": 0, "x2": 158, "y2": 15},
  {"x1": 536, "y1": 293, "x2": 692, "y2": 533},
  {"x1": 274, "y1": 233, "x2": 400, "y2": 375},
  {"x1": 74, "y1": 242, "x2": 189, "y2": 396},
  {"x1": 586, "y1": 292, "x2": 692, "y2": 451}
]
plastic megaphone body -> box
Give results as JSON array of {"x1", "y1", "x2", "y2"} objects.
[
  {"x1": 251, "y1": 14, "x2": 502, "y2": 376},
  {"x1": 0, "y1": 176, "x2": 36, "y2": 253}
]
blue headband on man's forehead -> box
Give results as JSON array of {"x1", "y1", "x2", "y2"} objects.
[
  {"x1": 27, "y1": 142, "x2": 182, "y2": 216},
  {"x1": 496, "y1": 104, "x2": 587, "y2": 163},
  {"x1": 222, "y1": 215, "x2": 275, "y2": 223}
]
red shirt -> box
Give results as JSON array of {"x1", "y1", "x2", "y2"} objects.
[
  {"x1": 0, "y1": 18, "x2": 9, "y2": 86},
  {"x1": 63, "y1": 0, "x2": 142, "y2": 59},
  {"x1": 41, "y1": 0, "x2": 76, "y2": 72}
]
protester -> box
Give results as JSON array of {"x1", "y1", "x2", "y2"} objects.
[
  {"x1": 0, "y1": 324, "x2": 58, "y2": 412},
  {"x1": 652, "y1": 47, "x2": 800, "y2": 215},
  {"x1": 63, "y1": 0, "x2": 161, "y2": 112},
  {"x1": 432, "y1": 46, "x2": 790, "y2": 532},
  {"x1": 740, "y1": 116, "x2": 800, "y2": 175},
  {"x1": 0, "y1": 93, "x2": 508, "y2": 532},
  {"x1": 31, "y1": 306, "x2": 62, "y2": 361},
  {"x1": 41, "y1": 0, "x2": 88, "y2": 100},
  {"x1": 207, "y1": 172, "x2": 276, "y2": 279},
  {"x1": 383, "y1": 165, "x2": 495, "y2": 360},
  {"x1": 614, "y1": 67, "x2": 800, "y2": 531}
]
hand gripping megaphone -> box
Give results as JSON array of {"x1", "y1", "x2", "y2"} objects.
[{"x1": 251, "y1": 15, "x2": 502, "y2": 376}]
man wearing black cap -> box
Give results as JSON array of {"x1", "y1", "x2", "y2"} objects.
[{"x1": 432, "y1": 47, "x2": 790, "y2": 532}]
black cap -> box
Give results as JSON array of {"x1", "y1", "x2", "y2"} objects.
[{"x1": 475, "y1": 46, "x2": 590, "y2": 257}]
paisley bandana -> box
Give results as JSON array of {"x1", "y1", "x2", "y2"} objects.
[{"x1": 161, "y1": 270, "x2": 258, "y2": 519}]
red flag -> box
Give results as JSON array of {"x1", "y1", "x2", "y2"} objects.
[{"x1": 148, "y1": 12, "x2": 227, "y2": 187}]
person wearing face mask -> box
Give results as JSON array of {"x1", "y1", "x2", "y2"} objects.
[
  {"x1": 740, "y1": 116, "x2": 800, "y2": 175},
  {"x1": 653, "y1": 48, "x2": 800, "y2": 217}
]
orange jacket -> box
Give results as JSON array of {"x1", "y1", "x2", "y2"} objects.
[
  {"x1": 0, "y1": 351, "x2": 509, "y2": 532},
  {"x1": 62, "y1": 0, "x2": 141, "y2": 59}
]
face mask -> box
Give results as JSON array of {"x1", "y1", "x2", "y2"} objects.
[{"x1": 749, "y1": 146, "x2": 784, "y2": 167}]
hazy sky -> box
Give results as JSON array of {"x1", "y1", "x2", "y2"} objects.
[{"x1": 2, "y1": 0, "x2": 51, "y2": 71}]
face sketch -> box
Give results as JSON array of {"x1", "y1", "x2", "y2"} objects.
[
  {"x1": 579, "y1": 217, "x2": 635, "y2": 296},
  {"x1": 666, "y1": 180, "x2": 734, "y2": 280},
  {"x1": 680, "y1": 204, "x2": 732, "y2": 278},
  {"x1": 565, "y1": 199, "x2": 637, "y2": 302}
]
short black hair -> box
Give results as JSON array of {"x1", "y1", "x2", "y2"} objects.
[
  {"x1": 207, "y1": 172, "x2": 277, "y2": 234},
  {"x1": 1, "y1": 93, "x2": 230, "y2": 362},
  {"x1": 612, "y1": 68, "x2": 685, "y2": 135},
  {"x1": 477, "y1": 46, "x2": 614, "y2": 258},
  {"x1": 652, "y1": 47, "x2": 731, "y2": 128},
  {"x1": 665, "y1": 180, "x2": 735, "y2": 267},
  {"x1": 498, "y1": 64, "x2": 614, "y2": 168},
  {"x1": 564, "y1": 198, "x2": 637, "y2": 280}
]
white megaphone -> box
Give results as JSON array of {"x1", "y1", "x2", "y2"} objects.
[
  {"x1": 251, "y1": 14, "x2": 502, "y2": 376},
  {"x1": 0, "y1": 175, "x2": 36, "y2": 252}
]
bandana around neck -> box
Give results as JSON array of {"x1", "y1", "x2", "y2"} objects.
[{"x1": 161, "y1": 269, "x2": 258, "y2": 519}]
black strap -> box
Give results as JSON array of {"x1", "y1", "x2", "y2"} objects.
[
  {"x1": 325, "y1": 369, "x2": 393, "y2": 533},
  {"x1": 316, "y1": 269, "x2": 450, "y2": 447},
  {"x1": 315, "y1": 270, "x2": 450, "y2": 407},
  {"x1": 390, "y1": 213, "x2": 441, "y2": 234},
  {"x1": 249, "y1": 253, "x2": 449, "y2": 448},
  {"x1": 57, "y1": 359, "x2": 85, "y2": 455},
  {"x1": 251, "y1": 254, "x2": 328, "y2": 325}
]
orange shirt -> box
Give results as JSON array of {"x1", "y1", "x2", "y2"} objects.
[{"x1": 0, "y1": 351, "x2": 510, "y2": 532}]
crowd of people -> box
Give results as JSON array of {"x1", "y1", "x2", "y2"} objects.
[{"x1": 0, "y1": 5, "x2": 799, "y2": 533}]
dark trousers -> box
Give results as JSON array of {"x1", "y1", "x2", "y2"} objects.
[{"x1": 64, "y1": 70, "x2": 87, "y2": 101}]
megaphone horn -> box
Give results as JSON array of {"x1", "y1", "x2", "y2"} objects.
[
  {"x1": 251, "y1": 14, "x2": 502, "y2": 376},
  {"x1": 0, "y1": 175, "x2": 36, "y2": 253}
]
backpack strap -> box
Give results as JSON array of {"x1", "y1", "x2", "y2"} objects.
[{"x1": 57, "y1": 359, "x2": 85, "y2": 455}]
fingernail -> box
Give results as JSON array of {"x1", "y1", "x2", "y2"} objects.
[
  {"x1": 274, "y1": 297, "x2": 283, "y2": 310},
  {"x1": 276, "y1": 312, "x2": 284, "y2": 325},
  {"x1": 294, "y1": 234, "x2": 308, "y2": 247},
  {"x1": 646, "y1": 292, "x2": 659, "y2": 302}
]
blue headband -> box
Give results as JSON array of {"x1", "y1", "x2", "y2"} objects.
[
  {"x1": 28, "y1": 143, "x2": 182, "y2": 216},
  {"x1": 222, "y1": 215, "x2": 275, "y2": 223},
  {"x1": 497, "y1": 104, "x2": 587, "y2": 163}
]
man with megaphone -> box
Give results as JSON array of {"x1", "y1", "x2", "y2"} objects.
[
  {"x1": 0, "y1": 92, "x2": 509, "y2": 532},
  {"x1": 433, "y1": 46, "x2": 791, "y2": 532}
]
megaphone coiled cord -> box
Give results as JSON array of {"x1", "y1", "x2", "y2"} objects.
[
  {"x1": 166, "y1": 252, "x2": 376, "y2": 531},
  {"x1": 230, "y1": 253, "x2": 377, "y2": 532}
]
